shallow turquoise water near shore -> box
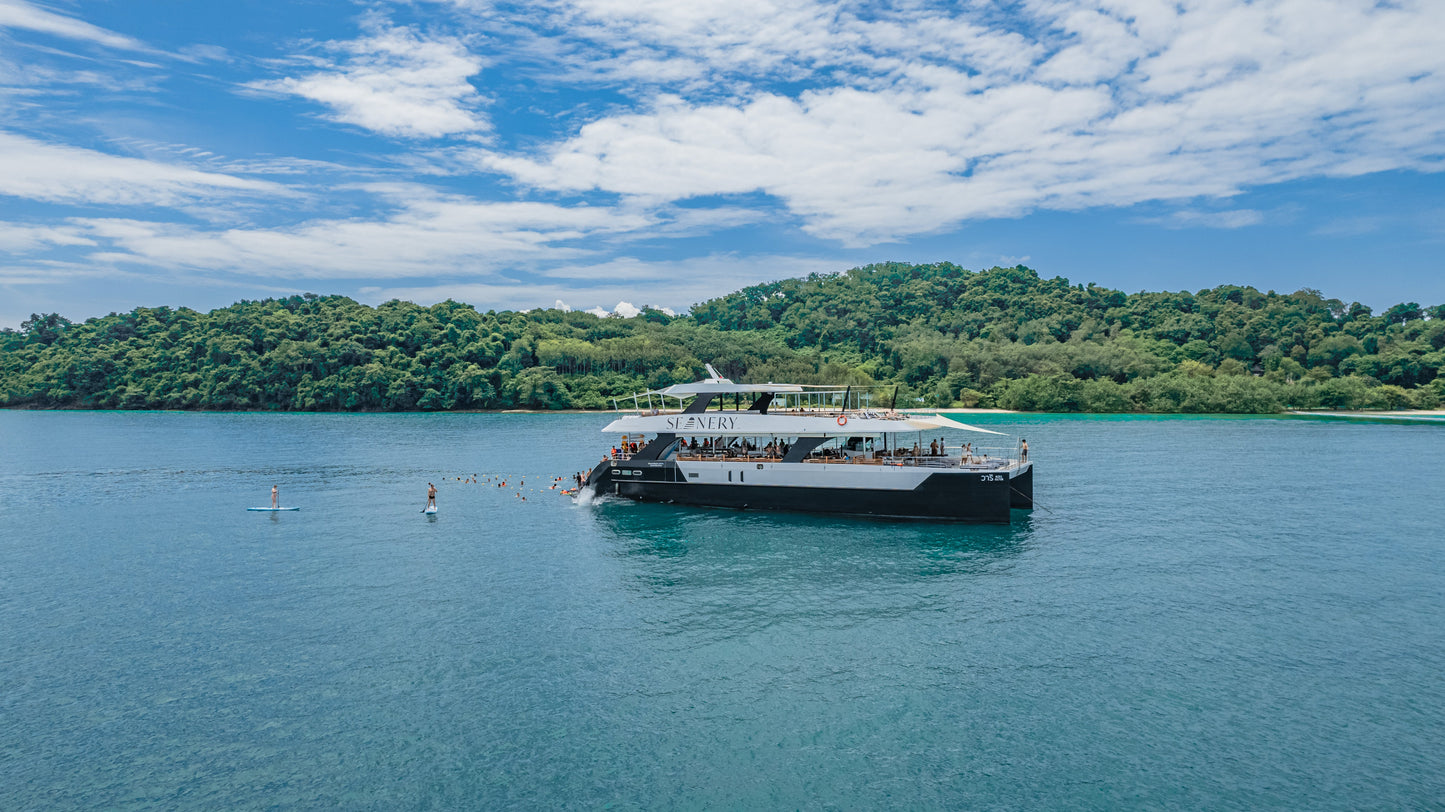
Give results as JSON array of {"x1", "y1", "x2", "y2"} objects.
[{"x1": 2, "y1": 411, "x2": 1443, "y2": 808}]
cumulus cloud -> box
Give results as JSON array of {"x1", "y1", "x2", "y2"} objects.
[
  {"x1": 250, "y1": 21, "x2": 488, "y2": 138},
  {"x1": 5, "y1": 0, "x2": 1444, "y2": 321},
  {"x1": 471, "y1": 0, "x2": 1445, "y2": 244}
]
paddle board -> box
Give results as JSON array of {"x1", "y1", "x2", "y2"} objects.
[
  {"x1": 248, "y1": 507, "x2": 300, "y2": 511},
  {"x1": 422, "y1": 506, "x2": 438, "y2": 515}
]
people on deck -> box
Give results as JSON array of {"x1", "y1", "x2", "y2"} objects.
[{"x1": 1021, "y1": 439, "x2": 1028, "y2": 462}]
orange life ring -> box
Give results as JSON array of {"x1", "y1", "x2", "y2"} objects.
[{"x1": 836, "y1": 414, "x2": 848, "y2": 426}]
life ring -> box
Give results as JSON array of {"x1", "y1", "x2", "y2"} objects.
[{"x1": 836, "y1": 414, "x2": 848, "y2": 426}]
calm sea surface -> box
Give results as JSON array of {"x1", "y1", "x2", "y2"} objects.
[{"x1": 2, "y1": 411, "x2": 1442, "y2": 809}]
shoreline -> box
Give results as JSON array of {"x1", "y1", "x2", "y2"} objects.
[{"x1": 1288, "y1": 409, "x2": 1445, "y2": 420}]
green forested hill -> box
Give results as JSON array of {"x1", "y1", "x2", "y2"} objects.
[{"x1": 3, "y1": 263, "x2": 1442, "y2": 412}]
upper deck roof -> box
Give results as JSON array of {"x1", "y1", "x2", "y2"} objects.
[
  {"x1": 602, "y1": 411, "x2": 1006, "y2": 436},
  {"x1": 651, "y1": 364, "x2": 806, "y2": 397},
  {"x1": 606, "y1": 366, "x2": 1009, "y2": 436}
]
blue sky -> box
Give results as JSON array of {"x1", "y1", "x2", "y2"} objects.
[{"x1": 1, "y1": 0, "x2": 1442, "y2": 327}]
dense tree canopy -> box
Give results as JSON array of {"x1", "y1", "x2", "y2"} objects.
[{"x1": 3, "y1": 264, "x2": 1442, "y2": 413}]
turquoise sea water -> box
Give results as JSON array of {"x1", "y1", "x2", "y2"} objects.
[{"x1": 2, "y1": 411, "x2": 1442, "y2": 809}]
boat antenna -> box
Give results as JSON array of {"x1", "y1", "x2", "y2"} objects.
[{"x1": 889, "y1": 386, "x2": 898, "y2": 410}]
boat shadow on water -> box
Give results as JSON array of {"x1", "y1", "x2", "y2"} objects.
[
  {"x1": 580, "y1": 500, "x2": 1037, "y2": 638},
  {"x1": 586, "y1": 497, "x2": 1035, "y2": 573}
]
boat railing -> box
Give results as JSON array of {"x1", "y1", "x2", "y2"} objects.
[{"x1": 613, "y1": 443, "x2": 1022, "y2": 468}]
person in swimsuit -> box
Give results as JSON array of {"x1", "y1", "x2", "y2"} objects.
[
  {"x1": 427, "y1": 482, "x2": 437, "y2": 510},
  {"x1": 271, "y1": 485, "x2": 278, "y2": 509},
  {"x1": 1020, "y1": 439, "x2": 1028, "y2": 462}
]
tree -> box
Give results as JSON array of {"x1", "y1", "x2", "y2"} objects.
[
  {"x1": 2, "y1": 268, "x2": 1438, "y2": 414},
  {"x1": 20, "y1": 313, "x2": 72, "y2": 345}
]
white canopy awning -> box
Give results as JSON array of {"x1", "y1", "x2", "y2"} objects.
[
  {"x1": 654, "y1": 381, "x2": 806, "y2": 396},
  {"x1": 905, "y1": 414, "x2": 1008, "y2": 435},
  {"x1": 602, "y1": 412, "x2": 1007, "y2": 436}
]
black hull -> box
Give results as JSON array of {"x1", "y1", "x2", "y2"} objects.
[
  {"x1": 1009, "y1": 465, "x2": 1033, "y2": 509},
  {"x1": 586, "y1": 461, "x2": 1030, "y2": 523}
]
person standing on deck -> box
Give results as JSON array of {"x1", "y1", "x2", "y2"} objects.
[{"x1": 1021, "y1": 439, "x2": 1029, "y2": 462}]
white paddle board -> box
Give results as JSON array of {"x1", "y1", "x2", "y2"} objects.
[
  {"x1": 248, "y1": 507, "x2": 300, "y2": 511},
  {"x1": 422, "y1": 506, "x2": 438, "y2": 514}
]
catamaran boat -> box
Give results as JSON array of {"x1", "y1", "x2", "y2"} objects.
[{"x1": 579, "y1": 366, "x2": 1033, "y2": 522}]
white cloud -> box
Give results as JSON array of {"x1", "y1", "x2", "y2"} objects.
[
  {"x1": 469, "y1": 0, "x2": 1445, "y2": 244},
  {"x1": 554, "y1": 299, "x2": 572, "y2": 311},
  {"x1": 357, "y1": 253, "x2": 846, "y2": 313},
  {"x1": 67, "y1": 192, "x2": 653, "y2": 278},
  {"x1": 250, "y1": 21, "x2": 488, "y2": 138},
  {"x1": 612, "y1": 300, "x2": 641, "y2": 317},
  {"x1": 0, "y1": 0, "x2": 148, "y2": 51},
  {"x1": 0, "y1": 131, "x2": 282, "y2": 207},
  {"x1": 470, "y1": 0, "x2": 1038, "y2": 86},
  {"x1": 1161, "y1": 209, "x2": 1264, "y2": 229},
  {"x1": 6, "y1": 0, "x2": 1444, "y2": 323},
  {"x1": 0, "y1": 222, "x2": 93, "y2": 251}
]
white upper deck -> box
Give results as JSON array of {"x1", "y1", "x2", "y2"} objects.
[
  {"x1": 602, "y1": 411, "x2": 1005, "y2": 437},
  {"x1": 602, "y1": 366, "x2": 1005, "y2": 437}
]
